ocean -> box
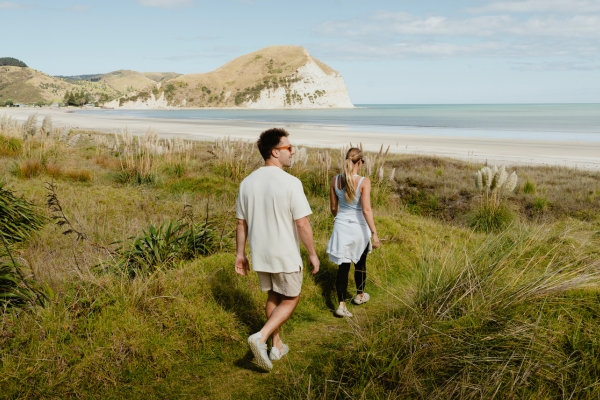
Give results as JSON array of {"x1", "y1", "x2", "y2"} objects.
[{"x1": 80, "y1": 104, "x2": 600, "y2": 142}]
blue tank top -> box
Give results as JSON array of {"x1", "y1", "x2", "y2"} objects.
[{"x1": 334, "y1": 175, "x2": 367, "y2": 224}]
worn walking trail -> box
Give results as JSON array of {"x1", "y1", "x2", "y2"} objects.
[{"x1": 193, "y1": 286, "x2": 389, "y2": 399}]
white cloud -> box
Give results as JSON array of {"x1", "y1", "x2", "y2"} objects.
[
  {"x1": 65, "y1": 5, "x2": 90, "y2": 12},
  {"x1": 137, "y1": 0, "x2": 192, "y2": 8},
  {"x1": 510, "y1": 61, "x2": 600, "y2": 71},
  {"x1": 316, "y1": 12, "x2": 600, "y2": 39},
  {"x1": 0, "y1": 1, "x2": 28, "y2": 9},
  {"x1": 175, "y1": 35, "x2": 217, "y2": 41},
  {"x1": 469, "y1": 0, "x2": 600, "y2": 14}
]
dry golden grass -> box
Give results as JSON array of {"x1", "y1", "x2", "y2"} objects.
[
  {"x1": 168, "y1": 45, "x2": 338, "y2": 107},
  {"x1": 0, "y1": 66, "x2": 119, "y2": 104},
  {"x1": 93, "y1": 154, "x2": 121, "y2": 170},
  {"x1": 95, "y1": 70, "x2": 158, "y2": 93}
]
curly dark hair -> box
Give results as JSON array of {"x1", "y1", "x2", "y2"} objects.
[{"x1": 257, "y1": 128, "x2": 289, "y2": 160}]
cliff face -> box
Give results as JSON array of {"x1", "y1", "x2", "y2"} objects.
[
  {"x1": 102, "y1": 92, "x2": 168, "y2": 109},
  {"x1": 111, "y1": 46, "x2": 353, "y2": 109},
  {"x1": 246, "y1": 57, "x2": 353, "y2": 109}
]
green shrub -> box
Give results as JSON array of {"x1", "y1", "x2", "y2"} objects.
[
  {"x1": 0, "y1": 135, "x2": 22, "y2": 156},
  {"x1": 110, "y1": 169, "x2": 157, "y2": 185},
  {"x1": 468, "y1": 202, "x2": 515, "y2": 232},
  {"x1": 0, "y1": 258, "x2": 46, "y2": 308},
  {"x1": 10, "y1": 159, "x2": 43, "y2": 179},
  {"x1": 0, "y1": 182, "x2": 46, "y2": 244},
  {"x1": 0, "y1": 184, "x2": 47, "y2": 309},
  {"x1": 115, "y1": 220, "x2": 219, "y2": 277},
  {"x1": 523, "y1": 179, "x2": 536, "y2": 194},
  {"x1": 534, "y1": 197, "x2": 548, "y2": 213}
]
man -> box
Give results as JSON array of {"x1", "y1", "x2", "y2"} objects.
[{"x1": 235, "y1": 128, "x2": 320, "y2": 372}]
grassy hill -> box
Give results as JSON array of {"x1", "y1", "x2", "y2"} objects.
[
  {"x1": 160, "y1": 45, "x2": 339, "y2": 107},
  {"x1": 2, "y1": 46, "x2": 340, "y2": 108},
  {"x1": 61, "y1": 70, "x2": 181, "y2": 93},
  {"x1": 1, "y1": 116, "x2": 600, "y2": 398},
  {"x1": 0, "y1": 66, "x2": 120, "y2": 105}
]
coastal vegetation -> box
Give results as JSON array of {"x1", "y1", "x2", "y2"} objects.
[
  {"x1": 0, "y1": 65, "x2": 120, "y2": 106},
  {"x1": 1, "y1": 115, "x2": 600, "y2": 398},
  {"x1": 1, "y1": 47, "x2": 346, "y2": 109},
  {"x1": 0, "y1": 57, "x2": 27, "y2": 68}
]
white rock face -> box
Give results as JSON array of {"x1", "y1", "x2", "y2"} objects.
[
  {"x1": 103, "y1": 91, "x2": 169, "y2": 109},
  {"x1": 246, "y1": 57, "x2": 354, "y2": 109}
]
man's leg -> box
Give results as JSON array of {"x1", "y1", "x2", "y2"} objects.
[
  {"x1": 264, "y1": 290, "x2": 283, "y2": 350},
  {"x1": 259, "y1": 290, "x2": 299, "y2": 347}
]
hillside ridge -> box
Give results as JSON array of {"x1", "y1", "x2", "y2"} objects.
[
  {"x1": 108, "y1": 46, "x2": 353, "y2": 109},
  {"x1": 1, "y1": 46, "x2": 353, "y2": 109}
]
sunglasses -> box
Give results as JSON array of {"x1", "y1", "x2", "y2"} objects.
[{"x1": 275, "y1": 145, "x2": 293, "y2": 152}]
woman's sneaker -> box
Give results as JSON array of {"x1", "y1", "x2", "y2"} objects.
[
  {"x1": 352, "y1": 293, "x2": 370, "y2": 305},
  {"x1": 335, "y1": 306, "x2": 353, "y2": 317}
]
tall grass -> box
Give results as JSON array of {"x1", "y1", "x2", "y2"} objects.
[
  {"x1": 209, "y1": 136, "x2": 261, "y2": 181},
  {"x1": 296, "y1": 225, "x2": 600, "y2": 399}
]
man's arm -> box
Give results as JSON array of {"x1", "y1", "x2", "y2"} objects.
[
  {"x1": 295, "y1": 216, "x2": 320, "y2": 274},
  {"x1": 235, "y1": 219, "x2": 250, "y2": 276}
]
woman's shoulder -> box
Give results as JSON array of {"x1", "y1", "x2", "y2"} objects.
[{"x1": 358, "y1": 176, "x2": 371, "y2": 190}]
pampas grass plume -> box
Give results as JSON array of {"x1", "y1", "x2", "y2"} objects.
[{"x1": 506, "y1": 171, "x2": 518, "y2": 192}]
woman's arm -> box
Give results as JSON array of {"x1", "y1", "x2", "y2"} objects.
[
  {"x1": 330, "y1": 175, "x2": 339, "y2": 217},
  {"x1": 360, "y1": 178, "x2": 380, "y2": 249}
]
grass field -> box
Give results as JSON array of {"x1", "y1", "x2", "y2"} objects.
[{"x1": 1, "y1": 115, "x2": 600, "y2": 399}]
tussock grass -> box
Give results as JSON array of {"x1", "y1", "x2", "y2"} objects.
[
  {"x1": 280, "y1": 225, "x2": 600, "y2": 399},
  {"x1": 0, "y1": 135, "x2": 22, "y2": 156}
]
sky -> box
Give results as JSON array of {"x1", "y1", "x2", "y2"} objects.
[{"x1": 1, "y1": 0, "x2": 599, "y2": 104}]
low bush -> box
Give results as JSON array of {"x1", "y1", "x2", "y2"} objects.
[
  {"x1": 534, "y1": 196, "x2": 548, "y2": 213},
  {"x1": 10, "y1": 159, "x2": 43, "y2": 179},
  {"x1": 0, "y1": 183, "x2": 46, "y2": 244},
  {"x1": 0, "y1": 135, "x2": 22, "y2": 156},
  {"x1": 64, "y1": 169, "x2": 92, "y2": 182},
  {"x1": 93, "y1": 154, "x2": 121, "y2": 170},
  {"x1": 115, "y1": 220, "x2": 219, "y2": 277},
  {"x1": 468, "y1": 201, "x2": 515, "y2": 232},
  {"x1": 523, "y1": 179, "x2": 536, "y2": 194}
]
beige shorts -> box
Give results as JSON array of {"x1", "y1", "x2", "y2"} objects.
[{"x1": 256, "y1": 268, "x2": 303, "y2": 297}]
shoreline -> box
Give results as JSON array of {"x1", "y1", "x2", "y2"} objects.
[{"x1": 3, "y1": 107, "x2": 600, "y2": 170}]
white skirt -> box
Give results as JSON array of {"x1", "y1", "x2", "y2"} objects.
[{"x1": 326, "y1": 217, "x2": 372, "y2": 265}]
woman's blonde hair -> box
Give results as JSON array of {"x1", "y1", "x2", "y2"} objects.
[{"x1": 342, "y1": 147, "x2": 363, "y2": 203}]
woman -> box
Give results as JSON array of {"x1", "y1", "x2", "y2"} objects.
[{"x1": 326, "y1": 148, "x2": 380, "y2": 317}]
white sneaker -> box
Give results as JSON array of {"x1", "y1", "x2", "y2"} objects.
[
  {"x1": 248, "y1": 332, "x2": 273, "y2": 371},
  {"x1": 269, "y1": 343, "x2": 289, "y2": 361},
  {"x1": 352, "y1": 293, "x2": 370, "y2": 305},
  {"x1": 335, "y1": 306, "x2": 353, "y2": 317}
]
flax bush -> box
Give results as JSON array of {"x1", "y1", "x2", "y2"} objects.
[
  {"x1": 0, "y1": 184, "x2": 47, "y2": 309},
  {"x1": 115, "y1": 220, "x2": 220, "y2": 277}
]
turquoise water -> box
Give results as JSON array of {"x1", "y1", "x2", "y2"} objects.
[{"x1": 80, "y1": 104, "x2": 600, "y2": 142}]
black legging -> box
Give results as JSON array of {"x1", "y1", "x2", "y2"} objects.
[{"x1": 336, "y1": 245, "x2": 369, "y2": 302}]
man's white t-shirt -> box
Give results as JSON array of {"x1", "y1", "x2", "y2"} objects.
[{"x1": 236, "y1": 166, "x2": 312, "y2": 273}]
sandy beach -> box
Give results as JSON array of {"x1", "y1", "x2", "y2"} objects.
[{"x1": 3, "y1": 107, "x2": 600, "y2": 170}]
